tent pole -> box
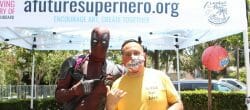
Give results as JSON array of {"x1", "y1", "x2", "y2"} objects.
[
  {"x1": 176, "y1": 48, "x2": 181, "y2": 95},
  {"x1": 30, "y1": 34, "x2": 37, "y2": 110},
  {"x1": 30, "y1": 53, "x2": 35, "y2": 110},
  {"x1": 174, "y1": 37, "x2": 181, "y2": 95},
  {"x1": 243, "y1": 31, "x2": 250, "y2": 110}
]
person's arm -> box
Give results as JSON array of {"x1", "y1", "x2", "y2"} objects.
[
  {"x1": 55, "y1": 56, "x2": 83, "y2": 104},
  {"x1": 55, "y1": 73, "x2": 79, "y2": 104},
  {"x1": 55, "y1": 56, "x2": 101, "y2": 104},
  {"x1": 168, "y1": 100, "x2": 184, "y2": 110},
  {"x1": 55, "y1": 73, "x2": 101, "y2": 104},
  {"x1": 162, "y1": 73, "x2": 184, "y2": 110}
]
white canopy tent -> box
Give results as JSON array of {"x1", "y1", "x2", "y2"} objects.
[
  {"x1": 0, "y1": 0, "x2": 249, "y2": 109},
  {"x1": 0, "y1": 0, "x2": 247, "y2": 50}
]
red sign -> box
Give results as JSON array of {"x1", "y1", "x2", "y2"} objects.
[{"x1": 201, "y1": 45, "x2": 229, "y2": 71}]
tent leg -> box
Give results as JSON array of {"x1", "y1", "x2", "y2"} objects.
[
  {"x1": 176, "y1": 48, "x2": 181, "y2": 94},
  {"x1": 30, "y1": 54, "x2": 35, "y2": 110},
  {"x1": 243, "y1": 31, "x2": 250, "y2": 110}
]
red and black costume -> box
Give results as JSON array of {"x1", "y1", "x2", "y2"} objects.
[{"x1": 55, "y1": 27, "x2": 126, "y2": 110}]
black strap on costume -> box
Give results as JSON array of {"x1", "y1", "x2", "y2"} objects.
[{"x1": 58, "y1": 54, "x2": 89, "y2": 80}]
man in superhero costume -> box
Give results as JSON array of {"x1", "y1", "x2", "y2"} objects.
[{"x1": 55, "y1": 27, "x2": 126, "y2": 110}]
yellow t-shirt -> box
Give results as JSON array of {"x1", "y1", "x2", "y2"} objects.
[{"x1": 111, "y1": 68, "x2": 180, "y2": 110}]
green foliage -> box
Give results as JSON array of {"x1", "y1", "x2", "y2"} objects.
[
  {"x1": 107, "y1": 50, "x2": 122, "y2": 64},
  {"x1": 181, "y1": 44, "x2": 205, "y2": 74},
  {"x1": 0, "y1": 92, "x2": 246, "y2": 110},
  {"x1": 159, "y1": 50, "x2": 177, "y2": 72},
  {"x1": 0, "y1": 43, "x2": 81, "y2": 85},
  {"x1": 0, "y1": 98, "x2": 60, "y2": 110},
  {"x1": 34, "y1": 98, "x2": 61, "y2": 110},
  {"x1": 181, "y1": 90, "x2": 246, "y2": 110},
  {"x1": 217, "y1": 33, "x2": 245, "y2": 67},
  {"x1": 0, "y1": 44, "x2": 20, "y2": 85},
  {"x1": 228, "y1": 67, "x2": 247, "y2": 83},
  {"x1": 34, "y1": 50, "x2": 80, "y2": 85},
  {"x1": 0, "y1": 99, "x2": 30, "y2": 110}
]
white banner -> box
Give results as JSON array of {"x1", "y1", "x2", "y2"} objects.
[
  {"x1": 0, "y1": 0, "x2": 247, "y2": 30},
  {"x1": 0, "y1": 0, "x2": 247, "y2": 50}
]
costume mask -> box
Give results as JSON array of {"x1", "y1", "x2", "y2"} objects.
[{"x1": 90, "y1": 27, "x2": 110, "y2": 60}]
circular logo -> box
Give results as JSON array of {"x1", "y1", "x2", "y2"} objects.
[
  {"x1": 204, "y1": 1, "x2": 230, "y2": 24},
  {"x1": 220, "y1": 57, "x2": 229, "y2": 68}
]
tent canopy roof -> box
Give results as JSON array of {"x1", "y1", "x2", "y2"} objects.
[{"x1": 0, "y1": 0, "x2": 247, "y2": 50}]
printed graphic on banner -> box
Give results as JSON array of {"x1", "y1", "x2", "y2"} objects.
[
  {"x1": 22, "y1": 0, "x2": 179, "y2": 24},
  {"x1": 53, "y1": 16, "x2": 150, "y2": 24},
  {"x1": 0, "y1": 0, "x2": 15, "y2": 19},
  {"x1": 23, "y1": 1, "x2": 179, "y2": 17},
  {"x1": 0, "y1": 0, "x2": 180, "y2": 26},
  {"x1": 0, "y1": 0, "x2": 246, "y2": 28},
  {"x1": 204, "y1": 0, "x2": 230, "y2": 24}
]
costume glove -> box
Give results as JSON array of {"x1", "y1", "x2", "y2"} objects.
[{"x1": 80, "y1": 78, "x2": 101, "y2": 95}]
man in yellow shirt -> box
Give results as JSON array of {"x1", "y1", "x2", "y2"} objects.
[{"x1": 106, "y1": 39, "x2": 184, "y2": 110}]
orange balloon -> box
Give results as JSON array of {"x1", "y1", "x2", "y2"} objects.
[{"x1": 201, "y1": 45, "x2": 229, "y2": 71}]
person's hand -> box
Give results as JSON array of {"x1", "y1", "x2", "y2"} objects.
[{"x1": 106, "y1": 86, "x2": 127, "y2": 110}]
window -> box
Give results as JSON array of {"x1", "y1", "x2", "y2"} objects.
[
  {"x1": 192, "y1": 83, "x2": 207, "y2": 90},
  {"x1": 226, "y1": 80, "x2": 238, "y2": 87},
  {"x1": 181, "y1": 83, "x2": 192, "y2": 90},
  {"x1": 214, "y1": 84, "x2": 232, "y2": 92}
]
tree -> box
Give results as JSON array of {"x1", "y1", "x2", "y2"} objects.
[
  {"x1": 180, "y1": 44, "x2": 205, "y2": 78},
  {"x1": 34, "y1": 50, "x2": 80, "y2": 85},
  {"x1": 0, "y1": 43, "x2": 21, "y2": 84}
]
